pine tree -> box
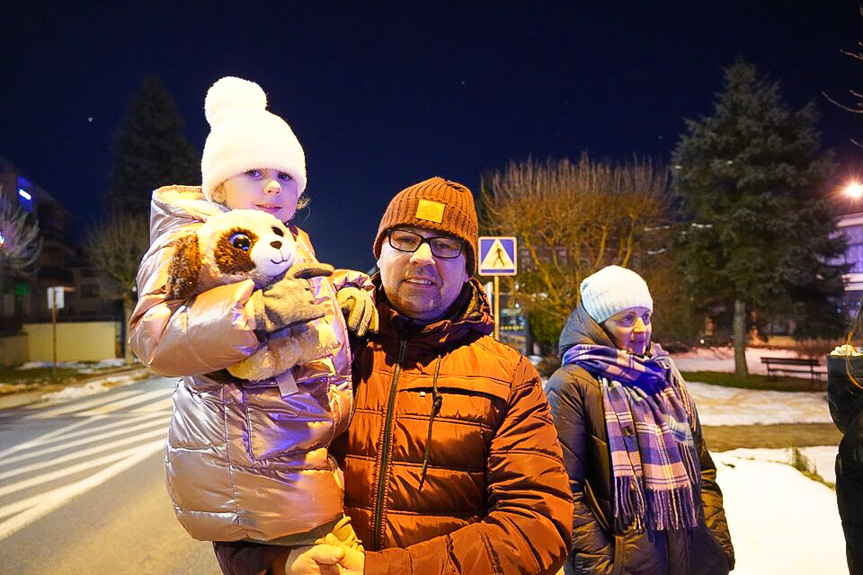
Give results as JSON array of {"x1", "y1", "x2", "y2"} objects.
[
  {"x1": 671, "y1": 60, "x2": 846, "y2": 377},
  {"x1": 92, "y1": 76, "x2": 199, "y2": 362},
  {"x1": 106, "y1": 76, "x2": 199, "y2": 215}
]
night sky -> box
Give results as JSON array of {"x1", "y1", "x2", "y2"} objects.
[{"x1": 2, "y1": 2, "x2": 861, "y2": 272}]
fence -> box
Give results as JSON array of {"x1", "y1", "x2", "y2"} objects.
[{"x1": 0, "y1": 321, "x2": 121, "y2": 366}]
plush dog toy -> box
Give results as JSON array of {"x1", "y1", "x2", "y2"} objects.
[{"x1": 165, "y1": 209, "x2": 338, "y2": 382}]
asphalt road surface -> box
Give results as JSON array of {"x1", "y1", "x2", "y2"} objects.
[{"x1": 0, "y1": 375, "x2": 220, "y2": 574}]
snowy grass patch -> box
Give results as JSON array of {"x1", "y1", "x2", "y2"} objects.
[{"x1": 714, "y1": 449, "x2": 846, "y2": 574}]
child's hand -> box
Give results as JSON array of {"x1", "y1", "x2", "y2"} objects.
[
  {"x1": 253, "y1": 264, "x2": 333, "y2": 332},
  {"x1": 337, "y1": 287, "x2": 379, "y2": 337}
]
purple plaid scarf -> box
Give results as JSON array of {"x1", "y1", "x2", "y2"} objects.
[{"x1": 561, "y1": 344, "x2": 701, "y2": 532}]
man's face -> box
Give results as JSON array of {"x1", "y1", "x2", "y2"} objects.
[
  {"x1": 377, "y1": 226, "x2": 470, "y2": 322},
  {"x1": 602, "y1": 306, "x2": 653, "y2": 355}
]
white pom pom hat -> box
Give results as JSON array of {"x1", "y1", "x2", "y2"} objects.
[
  {"x1": 580, "y1": 265, "x2": 653, "y2": 324},
  {"x1": 201, "y1": 76, "x2": 306, "y2": 201}
]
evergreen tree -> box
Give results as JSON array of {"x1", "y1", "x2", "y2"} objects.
[
  {"x1": 91, "y1": 76, "x2": 198, "y2": 361},
  {"x1": 106, "y1": 76, "x2": 199, "y2": 215},
  {"x1": 672, "y1": 60, "x2": 846, "y2": 377}
]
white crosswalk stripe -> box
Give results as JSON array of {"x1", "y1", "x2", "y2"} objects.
[
  {"x1": 31, "y1": 388, "x2": 173, "y2": 418},
  {"x1": 28, "y1": 390, "x2": 143, "y2": 418},
  {"x1": 0, "y1": 383, "x2": 175, "y2": 542}
]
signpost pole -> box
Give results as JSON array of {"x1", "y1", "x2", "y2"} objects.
[
  {"x1": 51, "y1": 291, "x2": 57, "y2": 382},
  {"x1": 493, "y1": 276, "x2": 500, "y2": 341},
  {"x1": 47, "y1": 286, "x2": 65, "y2": 382}
]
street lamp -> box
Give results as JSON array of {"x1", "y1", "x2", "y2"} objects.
[{"x1": 845, "y1": 181, "x2": 863, "y2": 199}]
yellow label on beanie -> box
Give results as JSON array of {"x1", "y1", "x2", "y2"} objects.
[{"x1": 416, "y1": 199, "x2": 445, "y2": 223}]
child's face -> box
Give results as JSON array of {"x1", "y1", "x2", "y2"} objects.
[{"x1": 221, "y1": 169, "x2": 300, "y2": 222}]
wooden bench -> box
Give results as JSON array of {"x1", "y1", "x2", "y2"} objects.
[{"x1": 760, "y1": 357, "x2": 826, "y2": 381}]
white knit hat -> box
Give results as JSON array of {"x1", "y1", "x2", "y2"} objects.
[
  {"x1": 201, "y1": 76, "x2": 306, "y2": 201},
  {"x1": 579, "y1": 265, "x2": 653, "y2": 323}
]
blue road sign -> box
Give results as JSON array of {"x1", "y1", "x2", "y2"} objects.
[{"x1": 478, "y1": 236, "x2": 517, "y2": 276}]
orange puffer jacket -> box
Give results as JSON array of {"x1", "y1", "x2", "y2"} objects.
[
  {"x1": 129, "y1": 186, "x2": 366, "y2": 543},
  {"x1": 331, "y1": 277, "x2": 573, "y2": 574}
]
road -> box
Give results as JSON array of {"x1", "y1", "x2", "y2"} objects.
[{"x1": 0, "y1": 375, "x2": 220, "y2": 574}]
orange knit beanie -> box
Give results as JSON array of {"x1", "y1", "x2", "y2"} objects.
[{"x1": 373, "y1": 177, "x2": 478, "y2": 273}]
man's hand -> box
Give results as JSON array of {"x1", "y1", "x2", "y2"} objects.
[
  {"x1": 337, "y1": 286, "x2": 379, "y2": 337},
  {"x1": 253, "y1": 263, "x2": 335, "y2": 333},
  {"x1": 282, "y1": 536, "x2": 364, "y2": 574}
]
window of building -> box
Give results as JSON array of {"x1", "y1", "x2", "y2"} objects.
[
  {"x1": 81, "y1": 284, "x2": 100, "y2": 299},
  {"x1": 16, "y1": 176, "x2": 33, "y2": 213}
]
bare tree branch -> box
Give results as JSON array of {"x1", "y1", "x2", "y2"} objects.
[
  {"x1": 85, "y1": 212, "x2": 150, "y2": 363},
  {"x1": 480, "y1": 155, "x2": 670, "y2": 342},
  {"x1": 0, "y1": 186, "x2": 42, "y2": 275}
]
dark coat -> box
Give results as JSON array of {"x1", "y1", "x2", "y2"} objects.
[
  {"x1": 827, "y1": 354, "x2": 863, "y2": 575},
  {"x1": 544, "y1": 304, "x2": 734, "y2": 575},
  {"x1": 330, "y1": 277, "x2": 573, "y2": 574}
]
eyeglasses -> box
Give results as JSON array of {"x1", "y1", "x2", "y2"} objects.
[{"x1": 387, "y1": 229, "x2": 464, "y2": 259}]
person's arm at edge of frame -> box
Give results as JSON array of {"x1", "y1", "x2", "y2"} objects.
[
  {"x1": 545, "y1": 365, "x2": 616, "y2": 575},
  {"x1": 363, "y1": 354, "x2": 573, "y2": 575}
]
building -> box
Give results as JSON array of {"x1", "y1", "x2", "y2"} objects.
[
  {"x1": 836, "y1": 211, "x2": 863, "y2": 315},
  {"x1": 0, "y1": 155, "x2": 74, "y2": 330}
]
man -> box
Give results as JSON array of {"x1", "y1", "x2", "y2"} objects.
[{"x1": 291, "y1": 177, "x2": 572, "y2": 574}]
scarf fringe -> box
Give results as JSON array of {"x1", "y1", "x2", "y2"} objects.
[
  {"x1": 646, "y1": 485, "x2": 699, "y2": 530},
  {"x1": 615, "y1": 479, "x2": 699, "y2": 532},
  {"x1": 614, "y1": 475, "x2": 646, "y2": 532}
]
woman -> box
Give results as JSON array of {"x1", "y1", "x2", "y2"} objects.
[
  {"x1": 827, "y1": 313, "x2": 863, "y2": 575},
  {"x1": 545, "y1": 265, "x2": 734, "y2": 574}
]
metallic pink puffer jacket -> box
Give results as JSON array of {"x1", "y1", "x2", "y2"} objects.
[{"x1": 129, "y1": 186, "x2": 365, "y2": 543}]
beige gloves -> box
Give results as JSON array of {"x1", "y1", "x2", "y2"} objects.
[
  {"x1": 252, "y1": 263, "x2": 334, "y2": 333},
  {"x1": 337, "y1": 286, "x2": 379, "y2": 336}
]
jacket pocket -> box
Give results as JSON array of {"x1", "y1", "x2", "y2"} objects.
[
  {"x1": 242, "y1": 383, "x2": 334, "y2": 461},
  {"x1": 398, "y1": 378, "x2": 509, "y2": 473},
  {"x1": 690, "y1": 522, "x2": 731, "y2": 575}
]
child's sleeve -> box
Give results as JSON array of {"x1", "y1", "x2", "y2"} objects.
[
  {"x1": 331, "y1": 268, "x2": 373, "y2": 292},
  {"x1": 128, "y1": 229, "x2": 262, "y2": 377}
]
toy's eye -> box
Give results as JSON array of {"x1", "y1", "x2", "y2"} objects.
[
  {"x1": 230, "y1": 233, "x2": 252, "y2": 251},
  {"x1": 272, "y1": 226, "x2": 284, "y2": 237}
]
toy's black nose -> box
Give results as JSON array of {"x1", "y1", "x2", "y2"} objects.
[{"x1": 271, "y1": 240, "x2": 282, "y2": 249}]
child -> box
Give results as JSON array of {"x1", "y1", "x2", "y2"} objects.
[{"x1": 128, "y1": 76, "x2": 374, "y2": 574}]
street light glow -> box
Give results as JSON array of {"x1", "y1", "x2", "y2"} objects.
[{"x1": 846, "y1": 181, "x2": 863, "y2": 199}]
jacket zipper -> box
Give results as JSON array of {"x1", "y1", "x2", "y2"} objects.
[{"x1": 372, "y1": 338, "x2": 407, "y2": 550}]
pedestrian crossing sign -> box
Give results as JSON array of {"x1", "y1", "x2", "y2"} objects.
[{"x1": 478, "y1": 236, "x2": 517, "y2": 276}]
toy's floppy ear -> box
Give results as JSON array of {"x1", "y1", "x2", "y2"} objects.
[{"x1": 165, "y1": 233, "x2": 202, "y2": 300}]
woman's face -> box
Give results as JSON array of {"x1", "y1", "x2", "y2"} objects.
[{"x1": 602, "y1": 306, "x2": 652, "y2": 355}]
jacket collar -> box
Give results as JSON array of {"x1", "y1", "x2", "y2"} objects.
[
  {"x1": 372, "y1": 275, "x2": 493, "y2": 361},
  {"x1": 558, "y1": 302, "x2": 616, "y2": 356}
]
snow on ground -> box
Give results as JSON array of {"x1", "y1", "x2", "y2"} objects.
[
  {"x1": 670, "y1": 347, "x2": 848, "y2": 574},
  {"x1": 686, "y1": 381, "x2": 831, "y2": 426},
  {"x1": 668, "y1": 346, "x2": 833, "y2": 426},
  {"x1": 14, "y1": 358, "x2": 127, "y2": 372},
  {"x1": 716, "y1": 450, "x2": 846, "y2": 574}
]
